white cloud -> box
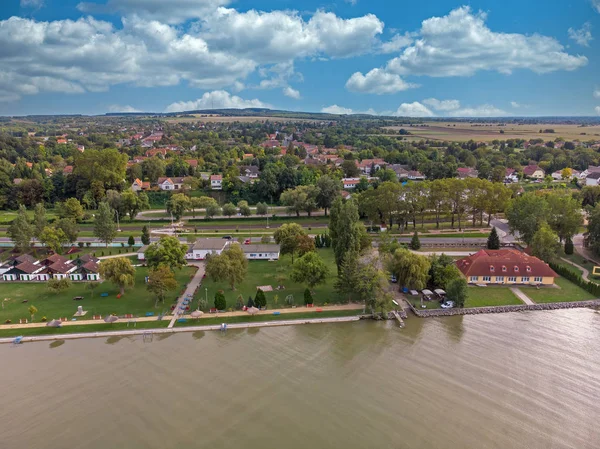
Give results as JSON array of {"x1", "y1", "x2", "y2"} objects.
[
  {"x1": 596, "y1": 106, "x2": 600, "y2": 115},
  {"x1": 422, "y1": 98, "x2": 460, "y2": 111},
  {"x1": 77, "y1": 0, "x2": 230, "y2": 24},
  {"x1": 21, "y1": 0, "x2": 44, "y2": 7},
  {"x1": 346, "y1": 68, "x2": 417, "y2": 94},
  {"x1": 165, "y1": 90, "x2": 271, "y2": 113},
  {"x1": 510, "y1": 101, "x2": 521, "y2": 108},
  {"x1": 283, "y1": 87, "x2": 301, "y2": 99},
  {"x1": 348, "y1": 6, "x2": 587, "y2": 92},
  {"x1": 568, "y1": 23, "x2": 593, "y2": 47},
  {"x1": 321, "y1": 105, "x2": 354, "y2": 115},
  {"x1": 392, "y1": 102, "x2": 434, "y2": 117},
  {"x1": 379, "y1": 33, "x2": 413, "y2": 54},
  {"x1": 108, "y1": 104, "x2": 141, "y2": 113},
  {"x1": 448, "y1": 104, "x2": 506, "y2": 117},
  {"x1": 594, "y1": 88, "x2": 600, "y2": 99},
  {"x1": 593, "y1": 0, "x2": 600, "y2": 13}
]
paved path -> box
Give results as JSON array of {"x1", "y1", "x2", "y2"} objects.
[
  {"x1": 98, "y1": 252, "x2": 138, "y2": 260},
  {"x1": 412, "y1": 250, "x2": 477, "y2": 256},
  {"x1": 510, "y1": 287, "x2": 535, "y2": 305},
  {"x1": 168, "y1": 262, "x2": 205, "y2": 328}
]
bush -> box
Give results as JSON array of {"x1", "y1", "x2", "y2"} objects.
[
  {"x1": 214, "y1": 290, "x2": 226, "y2": 311},
  {"x1": 549, "y1": 262, "x2": 600, "y2": 297},
  {"x1": 564, "y1": 238, "x2": 574, "y2": 255},
  {"x1": 41, "y1": 317, "x2": 47, "y2": 322},
  {"x1": 78, "y1": 242, "x2": 84, "y2": 248},
  {"x1": 304, "y1": 288, "x2": 313, "y2": 305},
  {"x1": 5, "y1": 319, "x2": 11, "y2": 324},
  {"x1": 409, "y1": 232, "x2": 421, "y2": 250},
  {"x1": 255, "y1": 289, "x2": 266, "y2": 308},
  {"x1": 247, "y1": 296, "x2": 254, "y2": 308}
]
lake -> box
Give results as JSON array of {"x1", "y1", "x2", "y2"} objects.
[{"x1": 1, "y1": 309, "x2": 600, "y2": 449}]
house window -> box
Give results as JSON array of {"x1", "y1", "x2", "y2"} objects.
[
  {"x1": 250, "y1": 254, "x2": 256, "y2": 258},
  {"x1": 514, "y1": 266, "x2": 519, "y2": 272},
  {"x1": 490, "y1": 266, "x2": 495, "y2": 272},
  {"x1": 526, "y1": 266, "x2": 531, "y2": 272},
  {"x1": 469, "y1": 276, "x2": 478, "y2": 282},
  {"x1": 522, "y1": 277, "x2": 530, "y2": 283},
  {"x1": 508, "y1": 277, "x2": 517, "y2": 282},
  {"x1": 496, "y1": 276, "x2": 504, "y2": 283},
  {"x1": 534, "y1": 277, "x2": 543, "y2": 283},
  {"x1": 482, "y1": 276, "x2": 491, "y2": 282},
  {"x1": 502, "y1": 266, "x2": 507, "y2": 272}
]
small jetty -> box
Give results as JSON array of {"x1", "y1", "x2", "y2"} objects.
[{"x1": 391, "y1": 310, "x2": 406, "y2": 328}]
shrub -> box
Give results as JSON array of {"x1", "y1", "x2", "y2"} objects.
[
  {"x1": 255, "y1": 289, "x2": 267, "y2": 308},
  {"x1": 214, "y1": 290, "x2": 226, "y2": 311},
  {"x1": 304, "y1": 288, "x2": 313, "y2": 305},
  {"x1": 41, "y1": 317, "x2": 47, "y2": 322},
  {"x1": 409, "y1": 232, "x2": 421, "y2": 250},
  {"x1": 5, "y1": 319, "x2": 11, "y2": 324},
  {"x1": 564, "y1": 238, "x2": 574, "y2": 255},
  {"x1": 78, "y1": 242, "x2": 84, "y2": 248}
]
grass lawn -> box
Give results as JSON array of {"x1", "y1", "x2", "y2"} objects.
[
  {"x1": 524, "y1": 278, "x2": 596, "y2": 303},
  {"x1": 0, "y1": 320, "x2": 170, "y2": 338},
  {"x1": 552, "y1": 259, "x2": 585, "y2": 277},
  {"x1": 465, "y1": 287, "x2": 522, "y2": 307},
  {"x1": 0, "y1": 266, "x2": 196, "y2": 324},
  {"x1": 174, "y1": 309, "x2": 362, "y2": 327},
  {"x1": 196, "y1": 248, "x2": 342, "y2": 311}
]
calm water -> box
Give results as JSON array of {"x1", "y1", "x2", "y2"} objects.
[{"x1": 1, "y1": 310, "x2": 600, "y2": 449}]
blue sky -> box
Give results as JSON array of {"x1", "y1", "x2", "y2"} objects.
[{"x1": 1, "y1": 0, "x2": 599, "y2": 117}]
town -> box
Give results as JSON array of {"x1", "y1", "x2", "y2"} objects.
[{"x1": 1, "y1": 113, "x2": 600, "y2": 337}]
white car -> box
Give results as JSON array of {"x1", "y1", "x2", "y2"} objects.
[{"x1": 440, "y1": 301, "x2": 455, "y2": 309}]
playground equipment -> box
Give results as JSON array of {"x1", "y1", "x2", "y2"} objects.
[{"x1": 592, "y1": 266, "x2": 600, "y2": 276}]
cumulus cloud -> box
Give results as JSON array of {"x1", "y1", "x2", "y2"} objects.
[
  {"x1": 448, "y1": 104, "x2": 506, "y2": 117},
  {"x1": 21, "y1": 0, "x2": 44, "y2": 7},
  {"x1": 510, "y1": 101, "x2": 521, "y2": 108},
  {"x1": 568, "y1": 23, "x2": 593, "y2": 47},
  {"x1": 392, "y1": 102, "x2": 434, "y2": 117},
  {"x1": 165, "y1": 90, "x2": 271, "y2": 113},
  {"x1": 347, "y1": 6, "x2": 587, "y2": 93},
  {"x1": 346, "y1": 68, "x2": 417, "y2": 94},
  {"x1": 283, "y1": 87, "x2": 301, "y2": 99},
  {"x1": 77, "y1": 0, "x2": 230, "y2": 24},
  {"x1": 422, "y1": 98, "x2": 460, "y2": 111},
  {"x1": 379, "y1": 33, "x2": 413, "y2": 54},
  {"x1": 594, "y1": 88, "x2": 600, "y2": 99},
  {"x1": 321, "y1": 105, "x2": 354, "y2": 115},
  {"x1": 108, "y1": 104, "x2": 141, "y2": 113},
  {"x1": 593, "y1": 0, "x2": 600, "y2": 13},
  {"x1": 596, "y1": 106, "x2": 600, "y2": 115}
]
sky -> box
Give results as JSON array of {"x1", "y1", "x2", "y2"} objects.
[{"x1": 1, "y1": 0, "x2": 599, "y2": 117}]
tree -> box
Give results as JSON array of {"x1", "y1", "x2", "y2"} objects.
[
  {"x1": 273, "y1": 223, "x2": 306, "y2": 263},
  {"x1": 8, "y1": 205, "x2": 33, "y2": 252},
  {"x1": 446, "y1": 278, "x2": 468, "y2": 308},
  {"x1": 341, "y1": 159, "x2": 359, "y2": 177},
  {"x1": 428, "y1": 254, "x2": 462, "y2": 289},
  {"x1": 222, "y1": 202, "x2": 237, "y2": 217},
  {"x1": 256, "y1": 202, "x2": 268, "y2": 216},
  {"x1": 94, "y1": 202, "x2": 117, "y2": 247},
  {"x1": 303, "y1": 288, "x2": 313, "y2": 305},
  {"x1": 205, "y1": 244, "x2": 248, "y2": 290},
  {"x1": 56, "y1": 218, "x2": 79, "y2": 244},
  {"x1": 587, "y1": 203, "x2": 600, "y2": 256},
  {"x1": 58, "y1": 198, "x2": 85, "y2": 222},
  {"x1": 260, "y1": 235, "x2": 271, "y2": 244},
  {"x1": 564, "y1": 237, "x2": 574, "y2": 255},
  {"x1": 74, "y1": 148, "x2": 127, "y2": 189},
  {"x1": 144, "y1": 236, "x2": 188, "y2": 271},
  {"x1": 142, "y1": 157, "x2": 165, "y2": 183},
  {"x1": 487, "y1": 228, "x2": 500, "y2": 250},
  {"x1": 99, "y1": 257, "x2": 136, "y2": 295},
  {"x1": 39, "y1": 226, "x2": 68, "y2": 254},
  {"x1": 28, "y1": 305, "x2": 38, "y2": 322},
  {"x1": 409, "y1": 232, "x2": 421, "y2": 250},
  {"x1": 335, "y1": 251, "x2": 360, "y2": 302},
  {"x1": 386, "y1": 248, "x2": 431, "y2": 290},
  {"x1": 147, "y1": 265, "x2": 178, "y2": 306},
  {"x1": 86, "y1": 281, "x2": 99, "y2": 298},
  {"x1": 297, "y1": 234, "x2": 316, "y2": 256},
  {"x1": 280, "y1": 185, "x2": 319, "y2": 217},
  {"x1": 506, "y1": 193, "x2": 549, "y2": 246},
  {"x1": 128, "y1": 235, "x2": 135, "y2": 248},
  {"x1": 561, "y1": 168, "x2": 573, "y2": 180},
  {"x1": 531, "y1": 222, "x2": 560, "y2": 263},
  {"x1": 546, "y1": 193, "x2": 583, "y2": 242},
  {"x1": 32, "y1": 203, "x2": 47, "y2": 239},
  {"x1": 47, "y1": 277, "x2": 71, "y2": 294},
  {"x1": 330, "y1": 197, "x2": 361, "y2": 272},
  {"x1": 316, "y1": 176, "x2": 340, "y2": 216},
  {"x1": 214, "y1": 290, "x2": 226, "y2": 310},
  {"x1": 205, "y1": 203, "x2": 221, "y2": 219},
  {"x1": 121, "y1": 190, "x2": 150, "y2": 221},
  {"x1": 237, "y1": 200, "x2": 252, "y2": 217},
  {"x1": 166, "y1": 193, "x2": 191, "y2": 221},
  {"x1": 290, "y1": 252, "x2": 330, "y2": 288},
  {"x1": 254, "y1": 289, "x2": 267, "y2": 308},
  {"x1": 141, "y1": 225, "x2": 151, "y2": 245}
]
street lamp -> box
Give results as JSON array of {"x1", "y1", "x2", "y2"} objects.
[{"x1": 114, "y1": 210, "x2": 121, "y2": 232}]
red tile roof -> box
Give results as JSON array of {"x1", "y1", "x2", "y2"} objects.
[
  {"x1": 523, "y1": 165, "x2": 543, "y2": 176},
  {"x1": 456, "y1": 249, "x2": 557, "y2": 278}
]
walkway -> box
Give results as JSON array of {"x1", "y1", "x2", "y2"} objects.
[
  {"x1": 168, "y1": 262, "x2": 205, "y2": 328},
  {"x1": 510, "y1": 287, "x2": 535, "y2": 305},
  {"x1": 560, "y1": 257, "x2": 592, "y2": 282},
  {"x1": 412, "y1": 250, "x2": 476, "y2": 257},
  {"x1": 98, "y1": 252, "x2": 138, "y2": 260}
]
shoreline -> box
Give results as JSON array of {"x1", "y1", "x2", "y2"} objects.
[{"x1": 0, "y1": 315, "x2": 362, "y2": 344}]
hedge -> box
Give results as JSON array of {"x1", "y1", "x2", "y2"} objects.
[{"x1": 549, "y1": 262, "x2": 600, "y2": 297}]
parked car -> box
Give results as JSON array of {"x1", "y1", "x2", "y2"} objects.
[
  {"x1": 390, "y1": 275, "x2": 397, "y2": 283},
  {"x1": 440, "y1": 301, "x2": 455, "y2": 309},
  {"x1": 222, "y1": 235, "x2": 232, "y2": 240},
  {"x1": 244, "y1": 239, "x2": 251, "y2": 245}
]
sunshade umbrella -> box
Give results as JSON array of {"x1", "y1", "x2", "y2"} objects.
[
  {"x1": 191, "y1": 310, "x2": 204, "y2": 319},
  {"x1": 46, "y1": 319, "x2": 61, "y2": 328},
  {"x1": 104, "y1": 315, "x2": 119, "y2": 323},
  {"x1": 246, "y1": 307, "x2": 259, "y2": 316}
]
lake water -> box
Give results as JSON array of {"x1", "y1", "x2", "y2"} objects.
[{"x1": 1, "y1": 310, "x2": 600, "y2": 449}]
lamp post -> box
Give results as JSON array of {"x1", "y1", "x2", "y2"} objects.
[
  {"x1": 205, "y1": 287, "x2": 208, "y2": 306},
  {"x1": 114, "y1": 210, "x2": 121, "y2": 232}
]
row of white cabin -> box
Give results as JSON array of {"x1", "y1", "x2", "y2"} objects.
[
  {"x1": 138, "y1": 239, "x2": 281, "y2": 261},
  {"x1": 0, "y1": 254, "x2": 101, "y2": 282}
]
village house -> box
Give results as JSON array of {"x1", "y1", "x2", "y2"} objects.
[
  {"x1": 3, "y1": 261, "x2": 43, "y2": 281},
  {"x1": 407, "y1": 170, "x2": 426, "y2": 181},
  {"x1": 522, "y1": 164, "x2": 545, "y2": 179},
  {"x1": 457, "y1": 167, "x2": 479, "y2": 179},
  {"x1": 389, "y1": 164, "x2": 410, "y2": 180},
  {"x1": 131, "y1": 178, "x2": 151, "y2": 191},
  {"x1": 455, "y1": 249, "x2": 557, "y2": 286},
  {"x1": 342, "y1": 178, "x2": 361, "y2": 189},
  {"x1": 551, "y1": 169, "x2": 579, "y2": 180},
  {"x1": 241, "y1": 166, "x2": 260, "y2": 179},
  {"x1": 586, "y1": 172, "x2": 600, "y2": 186},
  {"x1": 505, "y1": 168, "x2": 519, "y2": 183},
  {"x1": 241, "y1": 244, "x2": 280, "y2": 260},
  {"x1": 210, "y1": 174, "x2": 222, "y2": 190},
  {"x1": 358, "y1": 159, "x2": 386, "y2": 175},
  {"x1": 63, "y1": 165, "x2": 73, "y2": 176},
  {"x1": 145, "y1": 148, "x2": 168, "y2": 158},
  {"x1": 157, "y1": 177, "x2": 185, "y2": 190}
]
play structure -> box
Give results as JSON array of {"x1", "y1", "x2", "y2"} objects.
[{"x1": 592, "y1": 266, "x2": 600, "y2": 276}]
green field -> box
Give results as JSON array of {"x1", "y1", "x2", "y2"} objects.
[
  {"x1": 0, "y1": 266, "x2": 196, "y2": 324},
  {"x1": 410, "y1": 286, "x2": 522, "y2": 309},
  {"x1": 524, "y1": 278, "x2": 596, "y2": 303},
  {"x1": 197, "y1": 248, "x2": 342, "y2": 310},
  {"x1": 0, "y1": 320, "x2": 170, "y2": 338}
]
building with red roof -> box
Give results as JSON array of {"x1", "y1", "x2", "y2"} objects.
[{"x1": 455, "y1": 249, "x2": 557, "y2": 286}]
